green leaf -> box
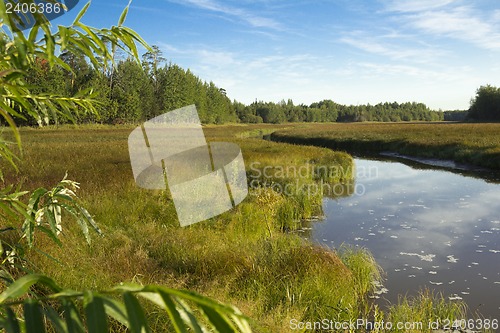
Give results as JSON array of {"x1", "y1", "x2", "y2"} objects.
[
  {"x1": 72, "y1": 211, "x2": 90, "y2": 244},
  {"x1": 28, "y1": 23, "x2": 40, "y2": 43},
  {"x1": 0, "y1": 106, "x2": 22, "y2": 154},
  {"x1": 138, "y1": 286, "x2": 251, "y2": 332},
  {"x1": 137, "y1": 291, "x2": 189, "y2": 333},
  {"x1": 4, "y1": 307, "x2": 21, "y2": 333},
  {"x1": 63, "y1": 302, "x2": 85, "y2": 333},
  {"x1": 111, "y1": 283, "x2": 143, "y2": 293},
  {"x1": 45, "y1": 34, "x2": 56, "y2": 67},
  {"x1": 72, "y1": 2, "x2": 90, "y2": 25},
  {"x1": 43, "y1": 305, "x2": 67, "y2": 333},
  {"x1": 26, "y1": 188, "x2": 48, "y2": 215},
  {"x1": 24, "y1": 301, "x2": 46, "y2": 333},
  {"x1": 102, "y1": 297, "x2": 129, "y2": 328},
  {"x1": 157, "y1": 291, "x2": 188, "y2": 333},
  {"x1": 118, "y1": 1, "x2": 131, "y2": 26},
  {"x1": 0, "y1": 201, "x2": 20, "y2": 221},
  {"x1": 9, "y1": 201, "x2": 31, "y2": 220},
  {"x1": 84, "y1": 291, "x2": 108, "y2": 333},
  {"x1": 123, "y1": 292, "x2": 150, "y2": 333},
  {"x1": 175, "y1": 299, "x2": 207, "y2": 333},
  {"x1": 0, "y1": 274, "x2": 61, "y2": 303},
  {"x1": 230, "y1": 312, "x2": 253, "y2": 333},
  {"x1": 44, "y1": 205, "x2": 58, "y2": 236},
  {"x1": 57, "y1": 25, "x2": 70, "y2": 51},
  {"x1": 79, "y1": 206, "x2": 102, "y2": 235},
  {"x1": 74, "y1": 22, "x2": 106, "y2": 55},
  {"x1": 34, "y1": 225, "x2": 62, "y2": 247},
  {"x1": 200, "y1": 305, "x2": 237, "y2": 333}
]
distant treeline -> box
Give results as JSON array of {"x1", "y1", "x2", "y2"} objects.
[
  {"x1": 443, "y1": 110, "x2": 468, "y2": 121},
  {"x1": 235, "y1": 99, "x2": 443, "y2": 123},
  {"x1": 20, "y1": 46, "x2": 483, "y2": 125}
]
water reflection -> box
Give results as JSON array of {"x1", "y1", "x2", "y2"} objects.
[{"x1": 314, "y1": 158, "x2": 500, "y2": 318}]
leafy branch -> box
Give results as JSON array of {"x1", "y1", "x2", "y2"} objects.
[{"x1": 0, "y1": 274, "x2": 252, "y2": 333}]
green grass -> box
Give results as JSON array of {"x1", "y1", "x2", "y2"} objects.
[
  {"x1": 385, "y1": 289, "x2": 475, "y2": 333},
  {"x1": 2, "y1": 124, "x2": 380, "y2": 332},
  {"x1": 2, "y1": 123, "x2": 480, "y2": 332},
  {"x1": 271, "y1": 122, "x2": 500, "y2": 169}
]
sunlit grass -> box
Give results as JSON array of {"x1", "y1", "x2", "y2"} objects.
[
  {"x1": 2, "y1": 124, "x2": 381, "y2": 332},
  {"x1": 3, "y1": 123, "x2": 485, "y2": 331},
  {"x1": 271, "y1": 122, "x2": 500, "y2": 169},
  {"x1": 387, "y1": 289, "x2": 470, "y2": 333}
]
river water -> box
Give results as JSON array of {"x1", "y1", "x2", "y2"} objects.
[{"x1": 311, "y1": 158, "x2": 500, "y2": 319}]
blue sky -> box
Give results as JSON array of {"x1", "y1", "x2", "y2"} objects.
[{"x1": 53, "y1": 0, "x2": 500, "y2": 110}]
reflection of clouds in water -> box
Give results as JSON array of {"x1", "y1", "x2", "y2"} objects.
[
  {"x1": 315, "y1": 158, "x2": 500, "y2": 317},
  {"x1": 412, "y1": 189, "x2": 500, "y2": 229}
]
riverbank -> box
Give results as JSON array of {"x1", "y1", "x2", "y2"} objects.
[
  {"x1": 3, "y1": 125, "x2": 378, "y2": 332},
  {"x1": 270, "y1": 122, "x2": 500, "y2": 170},
  {"x1": 2, "y1": 124, "x2": 476, "y2": 332}
]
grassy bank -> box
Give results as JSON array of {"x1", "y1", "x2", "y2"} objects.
[
  {"x1": 270, "y1": 122, "x2": 500, "y2": 170},
  {"x1": 1, "y1": 124, "x2": 473, "y2": 332},
  {"x1": 2, "y1": 124, "x2": 376, "y2": 331}
]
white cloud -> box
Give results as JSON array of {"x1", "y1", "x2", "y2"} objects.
[
  {"x1": 155, "y1": 42, "x2": 322, "y2": 99},
  {"x1": 339, "y1": 33, "x2": 444, "y2": 63},
  {"x1": 198, "y1": 49, "x2": 237, "y2": 66},
  {"x1": 168, "y1": 0, "x2": 283, "y2": 30},
  {"x1": 494, "y1": 9, "x2": 500, "y2": 21},
  {"x1": 356, "y1": 62, "x2": 467, "y2": 82},
  {"x1": 382, "y1": 1, "x2": 500, "y2": 51},
  {"x1": 383, "y1": 0, "x2": 458, "y2": 13},
  {"x1": 407, "y1": 6, "x2": 500, "y2": 50}
]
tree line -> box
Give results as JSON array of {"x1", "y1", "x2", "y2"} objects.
[
  {"x1": 20, "y1": 45, "x2": 450, "y2": 125},
  {"x1": 23, "y1": 46, "x2": 236, "y2": 125},
  {"x1": 235, "y1": 99, "x2": 443, "y2": 123}
]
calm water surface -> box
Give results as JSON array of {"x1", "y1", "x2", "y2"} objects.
[{"x1": 312, "y1": 158, "x2": 500, "y2": 318}]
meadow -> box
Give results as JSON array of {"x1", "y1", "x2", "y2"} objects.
[
  {"x1": 271, "y1": 122, "x2": 500, "y2": 170},
  {"x1": 1, "y1": 123, "x2": 472, "y2": 332}
]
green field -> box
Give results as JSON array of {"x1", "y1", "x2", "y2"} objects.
[
  {"x1": 2, "y1": 124, "x2": 473, "y2": 332},
  {"x1": 271, "y1": 122, "x2": 500, "y2": 170}
]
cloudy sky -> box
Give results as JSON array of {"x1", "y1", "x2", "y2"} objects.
[{"x1": 54, "y1": 0, "x2": 500, "y2": 110}]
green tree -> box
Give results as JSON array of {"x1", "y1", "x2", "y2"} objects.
[
  {"x1": 112, "y1": 58, "x2": 153, "y2": 122},
  {"x1": 164, "y1": 63, "x2": 190, "y2": 111},
  {"x1": 142, "y1": 45, "x2": 166, "y2": 116},
  {"x1": 60, "y1": 51, "x2": 93, "y2": 95},
  {"x1": 23, "y1": 58, "x2": 67, "y2": 124},
  {"x1": 468, "y1": 85, "x2": 500, "y2": 121},
  {"x1": 206, "y1": 81, "x2": 234, "y2": 123},
  {"x1": 85, "y1": 71, "x2": 118, "y2": 123}
]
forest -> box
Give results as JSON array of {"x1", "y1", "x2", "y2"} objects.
[{"x1": 22, "y1": 45, "x2": 448, "y2": 125}]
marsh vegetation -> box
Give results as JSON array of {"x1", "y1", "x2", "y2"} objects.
[
  {"x1": 1, "y1": 124, "x2": 483, "y2": 331},
  {"x1": 271, "y1": 122, "x2": 500, "y2": 170}
]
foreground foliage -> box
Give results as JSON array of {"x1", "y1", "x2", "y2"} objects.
[{"x1": 0, "y1": 274, "x2": 250, "y2": 333}]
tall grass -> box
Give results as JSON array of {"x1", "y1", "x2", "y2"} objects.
[
  {"x1": 387, "y1": 289, "x2": 470, "y2": 333},
  {"x1": 2, "y1": 124, "x2": 381, "y2": 332},
  {"x1": 3, "y1": 123, "x2": 480, "y2": 332}
]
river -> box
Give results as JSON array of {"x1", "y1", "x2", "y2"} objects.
[{"x1": 311, "y1": 157, "x2": 500, "y2": 319}]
